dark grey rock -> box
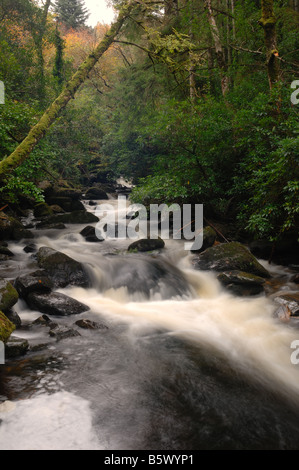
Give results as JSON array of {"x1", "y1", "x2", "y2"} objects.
[{"x1": 26, "y1": 291, "x2": 90, "y2": 316}]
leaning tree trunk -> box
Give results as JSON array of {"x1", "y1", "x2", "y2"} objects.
[
  {"x1": 259, "y1": 0, "x2": 280, "y2": 89},
  {"x1": 0, "y1": 1, "x2": 134, "y2": 180}
]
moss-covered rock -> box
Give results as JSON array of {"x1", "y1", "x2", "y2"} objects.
[
  {"x1": 33, "y1": 202, "x2": 53, "y2": 218},
  {"x1": 0, "y1": 211, "x2": 32, "y2": 241},
  {"x1": 190, "y1": 226, "x2": 217, "y2": 253},
  {"x1": 0, "y1": 279, "x2": 19, "y2": 312},
  {"x1": 192, "y1": 241, "x2": 270, "y2": 278},
  {"x1": 0, "y1": 310, "x2": 16, "y2": 343},
  {"x1": 217, "y1": 270, "x2": 266, "y2": 296}
]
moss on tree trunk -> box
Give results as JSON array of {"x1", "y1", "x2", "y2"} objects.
[
  {"x1": 259, "y1": 0, "x2": 280, "y2": 88},
  {"x1": 0, "y1": 1, "x2": 134, "y2": 181}
]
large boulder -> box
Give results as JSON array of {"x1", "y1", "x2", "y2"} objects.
[
  {"x1": 26, "y1": 291, "x2": 90, "y2": 316},
  {"x1": 0, "y1": 311, "x2": 16, "y2": 343},
  {"x1": 192, "y1": 242, "x2": 270, "y2": 278},
  {"x1": 0, "y1": 279, "x2": 19, "y2": 312},
  {"x1": 128, "y1": 237, "x2": 165, "y2": 252},
  {"x1": 36, "y1": 247, "x2": 90, "y2": 288}
]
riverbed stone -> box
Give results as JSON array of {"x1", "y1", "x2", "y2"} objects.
[
  {"x1": 0, "y1": 212, "x2": 33, "y2": 241},
  {"x1": 273, "y1": 293, "x2": 299, "y2": 316},
  {"x1": 0, "y1": 279, "x2": 19, "y2": 312},
  {"x1": 36, "y1": 247, "x2": 90, "y2": 288},
  {"x1": 33, "y1": 202, "x2": 53, "y2": 218},
  {"x1": 5, "y1": 337, "x2": 29, "y2": 358},
  {"x1": 192, "y1": 241, "x2": 270, "y2": 278},
  {"x1": 26, "y1": 291, "x2": 90, "y2": 316},
  {"x1": 49, "y1": 324, "x2": 81, "y2": 341},
  {"x1": 128, "y1": 237, "x2": 165, "y2": 252},
  {"x1": 80, "y1": 225, "x2": 103, "y2": 242},
  {"x1": 75, "y1": 318, "x2": 108, "y2": 330}
]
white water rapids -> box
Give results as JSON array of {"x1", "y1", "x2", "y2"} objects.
[{"x1": 0, "y1": 197, "x2": 299, "y2": 450}]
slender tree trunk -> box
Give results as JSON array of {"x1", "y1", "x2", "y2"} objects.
[
  {"x1": 189, "y1": 0, "x2": 196, "y2": 102},
  {"x1": 33, "y1": 0, "x2": 51, "y2": 102},
  {"x1": 259, "y1": 0, "x2": 280, "y2": 89},
  {"x1": 204, "y1": 0, "x2": 229, "y2": 96},
  {"x1": 0, "y1": 2, "x2": 134, "y2": 180}
]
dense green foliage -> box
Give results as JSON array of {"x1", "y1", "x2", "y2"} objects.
[{"x1": 0, "y1": 0, "x2": 298, "y2": 244}]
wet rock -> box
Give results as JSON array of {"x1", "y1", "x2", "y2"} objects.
[
  {"x1": 49, "y1": 324, "x2": 81, "y2": 341},
  {"x1": 88, "y1": 200, "x2": 97, "y2": 206},
  {"x1": 0, "y1": 311, "x2": 16, "y2": 343},
  {"x1": 83, "y1": 187, "x2": 108, "y2": 200},
  {"x1": 0, "y1": 279, "x2": 19, "y2": 312},
  {"x1": 0, "y1": 246, "x2": 14, "y2": 257},
  {"x1": 4, "y1": 309, "x2": 22, "y2": 328},
  {"x1": 192, "y1": 242, "x2": 270, "y2": 278},
  {"x1": 36, "y1": 210, "x2": 99, "y2": 226},
  {"x1": 128, "y1": 237, "x2": 165, "y2": 252},
  {"x1": 190, "y1": 226, "x2": 217, "y2": 253},
  {"x1": 26, "y1": 291, "x2": 90, "y2": 316},
  {"x1": 32, "y1": 314, "x2": 57, "y2": 329},
  {"x1": 14, "y1": 271, "x2": 53, "y2": 299},
  {"x1": 273, "y1": 304, "x2": 291, "y2": 323},
  {"x1": 37, "y1": 247, "x2": 90, "y2": 288},
  {"x1": 5, "y1": 337, "x2": 29, "y2": 358},
  {"x1": 12, "y1": 227, "x2": 33, "y2": 240},
  {"x1": 75, "y1": 319, "x2": 108, "y2": 330},
  {"x1": 23, "y1": 243, "x2": 37, "y2": 253},
  {"x1": 108, "y1": 256, "x2": 190, "y2": 299},
  {"x1": 217, "y1": 271, "x2": 266, "y2": 296},
  {"x1": 291, "y1": 274, "x2": 299, "y2": 284},
  {"x1": 80, "y1": 225, "x2": 103, "y2": 242},
  {"x1": 273, "y1": 293, "x2": 299, "y2": 317}
]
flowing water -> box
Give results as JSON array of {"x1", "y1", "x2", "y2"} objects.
[{"x1": 0, "y1": 197, "x2": 299, "y2": 450}]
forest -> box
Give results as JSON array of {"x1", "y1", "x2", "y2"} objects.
[
  {"x1": 1, "y1": 0, "x2": 299, "y2": 452},
  {"x1": 0, "y1": 0, "x2": 298, "y2": 252}
]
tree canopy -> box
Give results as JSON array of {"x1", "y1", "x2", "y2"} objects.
[{"x1": 0, "y1": 0, "x2": 298, "y2": 245}]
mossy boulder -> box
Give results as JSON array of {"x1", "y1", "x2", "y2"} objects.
[
  {"x1": 217, "y1": 270, "x2": 266, "y2": 296},
  {"x1": 0, "y1": 279, "x2": 19, "y2": 312},
  {"x1": 0, "y1": 212, "x2": 33, "y2": 241},
  {"x1": 192, "y1": 242, "x2": 270, "y2": 278},
  {"x1": 37, "y1": 247, "x2": 90, "y2": 288},
  {"x1": 33, "y1": 202, "x2": 53, "y2": 218},
  {"x1": 0, "y1": 310, "x2": 16, "y2": 343}
]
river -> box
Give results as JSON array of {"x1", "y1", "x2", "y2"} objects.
[{"x1": 0, "y1": 196, "x2": 299, "y2": 450}]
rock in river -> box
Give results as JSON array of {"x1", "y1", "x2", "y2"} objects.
[
  {"x1": 37, "y1": 247, "x2": 90, "y2": 288},
  {"x1": 192, "y1": 241, "x2": 270, "y2": 278},
  {"x1": 26, "y1": 291, "x2": 90, "y2": 316}
]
